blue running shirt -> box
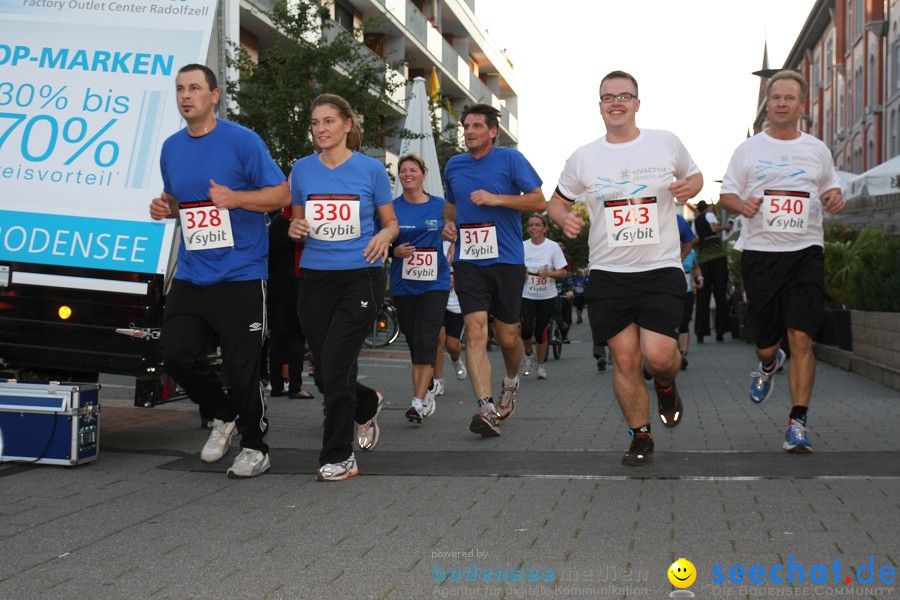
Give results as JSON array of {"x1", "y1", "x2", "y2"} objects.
[
  {"x1": 160, "y1": 120, "x2": 285, "y2": 285},
  {"x1": 389, "y1": 195, "x2": 450, "y2": 296},
  {"x1": 444, "y1": 146, "x2": 542, "y2": 266},
  {"x1": 291, "y1": 152, "x2": 393, "y2": 271}
]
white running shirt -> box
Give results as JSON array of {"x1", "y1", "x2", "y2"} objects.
[
  {"x1": 556, "y1": 129, "x2": 700, "y2": 273},
  {"x1": 720, "y1": 131, "x2": 840, "y2": 252},
  {"x1": 522, "y1": 238, "x2": 568, "y2": 300}
]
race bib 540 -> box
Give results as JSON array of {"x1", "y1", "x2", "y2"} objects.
[{"x1": 762, "y1": 189, "x2": 810, "y2": 234}]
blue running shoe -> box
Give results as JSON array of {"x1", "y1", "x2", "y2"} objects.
[
  {"x1": 783, "y1": 418, "x2": 812, "y2": 453},
  {"x1": 749, "y1": 348, "x2": 786, "y2": 404}
]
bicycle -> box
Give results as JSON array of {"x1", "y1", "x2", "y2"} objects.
[
  {"x1": 364, "y1": 300, "x2": 400, "y2": 348},
  {"x1": 546, "y1": 295, "x2": 567, "y2": 360}
]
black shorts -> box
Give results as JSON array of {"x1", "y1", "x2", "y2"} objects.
[
  {"x1": 444, "y1": 311, "x2": 464, "y2": 340},
  {"x1": 394, "y1": 290, "x2": 450, "y2": 365},
  {"x1": 586, "y1": 268, "x2": 685, "y2": 342},
  {"x1": 453, "y1": 261, "x2": 527, "y2": 325},
  {"x1": 742, "y1": 245, "x2": 826, "y2": 348},
  {"x1": 520, "y1": 297, "x2": 556, "y2": 343}
]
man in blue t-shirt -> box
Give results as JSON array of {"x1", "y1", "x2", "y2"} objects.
[
  {"x1": 442, "y1": 103, "x2": 546, "y2": 437},
  {"x1": 149, "y1": 64, "x2": 289, "y2": 478}
]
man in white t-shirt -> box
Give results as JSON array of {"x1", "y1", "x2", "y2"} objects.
[
  {"x1": 719, "y1": 70, "x2": 844, "y2": 454},
  {"x1": 548, "y1": 70, "x2": 703, "y2": 466}
]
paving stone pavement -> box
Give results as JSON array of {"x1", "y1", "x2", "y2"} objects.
[{"x1": 1, "y1": 322, "x2": 898, "y2": 600}]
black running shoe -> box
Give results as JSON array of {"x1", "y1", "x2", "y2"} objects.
[
  {"x1": 655, "y1": 380, "x2": 683, "y2": 428},
  {"x1": 622, "y1": 432, "x2": 654, "y2": 466}
]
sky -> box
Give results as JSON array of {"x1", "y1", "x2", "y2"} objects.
[{"x1": 473, "y1": 0, "x2": 818, "y2": 202}]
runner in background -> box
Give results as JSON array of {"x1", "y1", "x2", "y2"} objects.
[
  {"x1": 520, "y1": 214, "x2": 568, "y2": 380},
  {"x1": 442, "y1": 103, "x2": 545, "y2": 437},
  {"x1": 387, "y1": 154, "x2": 450, "y2": 424},
  {"x1": 433, "y1": 241, "x2": 468, "y2": 395}
]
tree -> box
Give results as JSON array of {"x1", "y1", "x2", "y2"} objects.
[
  {"x1": 430, "y1": 98, "x2": 466, "y2": 176},
  {"x1": 226, "y1": 0, "x2": 407, "y2": 174}
]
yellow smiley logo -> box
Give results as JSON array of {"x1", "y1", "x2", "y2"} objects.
[{"x1": 668, "y1": 558, "x2": 696, "y2": 588}]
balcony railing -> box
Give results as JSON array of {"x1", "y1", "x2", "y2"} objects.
[{"x1": 322, "y1": 18, "x2": 406, "y2": 108}]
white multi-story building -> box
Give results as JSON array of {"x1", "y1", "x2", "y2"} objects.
[{"x1": 207, "y1": 0, "x2": 519, "y2": 166}]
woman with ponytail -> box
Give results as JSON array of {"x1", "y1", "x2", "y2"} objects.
[{"x1": 288, "y1": 94, "x2": 398, "y2": 481}]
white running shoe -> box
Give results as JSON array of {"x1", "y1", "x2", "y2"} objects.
[
  {"x1": 422, "y1": 386, "x2": 437, "y2": 418},
  {"x1": 405, "y1": 398, "x2": 425, "y2": 423},
  {"x1": 356, "y1": 391, "x2": 383, "y2": 451},
  {"x1": 454, "y1": 358, "x2": 467, "y2": 380},
  {"x1": 520, "y1": 354, "x2": 534, "y2": 377},
  {"x1": 469, "y1": 399, "x2": 501, "y2": 437},
  {"x1": 433, "y1": 378, "x2": 445, "y2": 396},
  {"x1": 536, "y1": 364, "x2": 548, "y2": 379},
  {"x1": 317, "y1": 453, "x2": 359, "y2": 481},
  {"x1": 226, "y1": 448, "x2": 270, "y2": 478},
  {"x1": 496, "y1": 379, "x2": 519, "y2": 421},
  {"x1": 201, "y1": 419, "x2": 236, "y2": 463}
]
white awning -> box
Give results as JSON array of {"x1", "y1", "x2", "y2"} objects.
[
  {"x1": 835, "y1": 170, "x2": 856, "y2": 197},
  {"x1": 846, "y1": 156, "x2": 900, "y2": 199}
]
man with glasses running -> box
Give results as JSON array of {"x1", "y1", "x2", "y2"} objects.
[{"x1": 549, "y1": 70, "x2": 703, "y2": 465}]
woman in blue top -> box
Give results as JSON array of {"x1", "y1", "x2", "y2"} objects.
[
  {"x1": 288, "y1": 94, "x2": 399, "y2": 482},
  {"x1": 389, "y1": 154, "x2": 451, "y2": 424}
]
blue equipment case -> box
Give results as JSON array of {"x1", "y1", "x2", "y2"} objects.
[{"x1": 0, "y1": 380, "x2": 100, "y2": 466}]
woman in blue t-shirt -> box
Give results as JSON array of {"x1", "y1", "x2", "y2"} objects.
[
  {"x1": 388, "y1": 154, "x2": 451, "y2": 424},
  {"x1": 288, "y1": 94, "x2": 398, "y2": 482}
]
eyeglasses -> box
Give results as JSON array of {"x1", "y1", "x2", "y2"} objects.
[{"x1": 600, "y1": 93, "x2": 636, "y2": 103}]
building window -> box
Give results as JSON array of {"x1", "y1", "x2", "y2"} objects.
[
  {"x1": 868, "y1": 138, "x2": 875, "y2": 168},
  {"x1": 855, "y1": 66, "x2": 864, "y2": 122},
  {"x1": 334, "y1": 0, "x2": 353, "y2": 31},
  {"x1": 837, "y1": 86, "x2": 844, "y2": 132},
  {"x1": 869, "y1": 54, "x2": 876, "y2": 110},
  {"x1": 893, "y1": 38, "x2": 900, "y2": 94},
  {"x1": 848, "y1": 71, "x2": 854, "y2": 126},
  {"x1": 855, "y1": 0, "x2": 864, "y2": 40},
  {"x1": 891, "y1": 110, "x2": 900, "y2": 157},
  {"x1": 853, "y1": 136, "x2": 864, "y2": 172},
  {"x1": 826, "y1": 37, "x2": 834, "y2": 86},
  {"x1": 814, "y1": 56, "x2": 821, "y2": 92},
  {"x1": 847, "y1": 0, "x2": 853, "y2": 46}
]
